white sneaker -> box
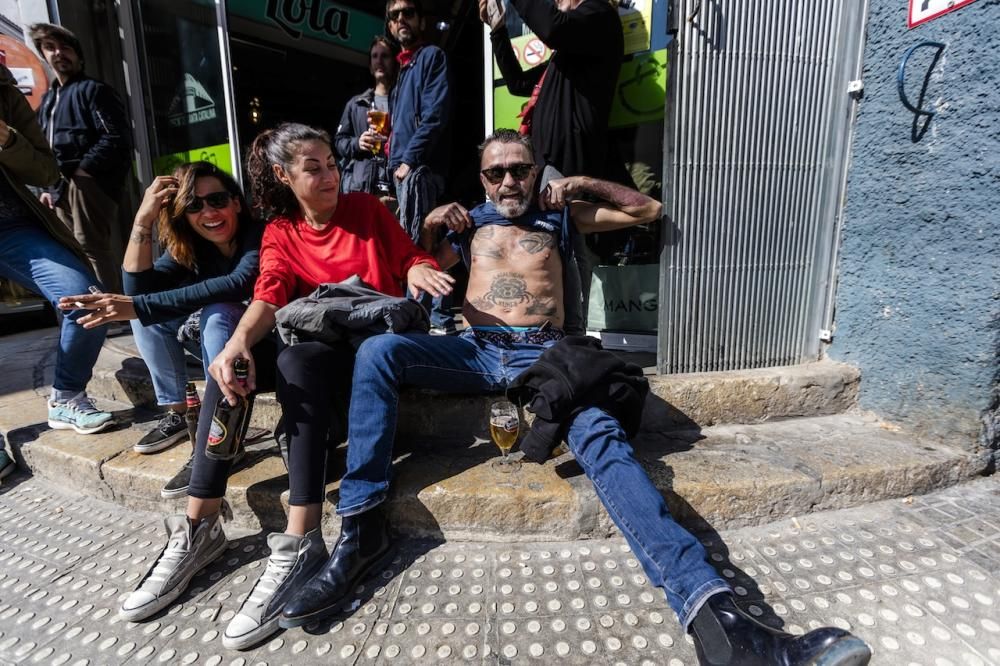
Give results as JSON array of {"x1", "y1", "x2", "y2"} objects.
[
  {"x1": 223, "y1": 528, "x2": 328, "y2": 650},
  {"x1": 119, "y1": 514, "x2": 227, "y2": 621}
]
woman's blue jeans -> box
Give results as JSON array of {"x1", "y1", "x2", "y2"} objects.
[
  {"x1": 0, "y1": 219, "x2": 106, "y2": 393},
  {"x1": 131, "y1": 302, "x2": 246, "y2": 406},
  {"x1": 339, "y1": 331, "x2": 731, "y2": 628}
]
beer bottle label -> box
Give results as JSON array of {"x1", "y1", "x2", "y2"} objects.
[{"x1": 207, "y1": 417, "x2": 227, "y2": 447}]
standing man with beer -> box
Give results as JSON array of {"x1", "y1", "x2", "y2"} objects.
[
  {"x1": 336, "y1": 35, "x2": 399, "y2": 199},
  {"x1": 30, "y1": 23, "x2": 131, "y2": 294},
  {"x1": 384, "y1": 0, "x2": 456, "y2": 334},
  {"x1": 480, "y1": 0, "x2": 632, "y2": 317}
]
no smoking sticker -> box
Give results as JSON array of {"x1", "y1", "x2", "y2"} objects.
[
  {"x1": 908, "y1": 0, "x2": 980, "y2": 27},
  {"x1": 523, "y1": 38, "x2": 548, "y2": 65}
]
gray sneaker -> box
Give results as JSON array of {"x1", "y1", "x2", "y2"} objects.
[
  {"x1": 223, "y1": 528, "x2": 328, "y2": 650},
  {"x1": 119, "y1": 514, "x2": 227, "y2": 621}
]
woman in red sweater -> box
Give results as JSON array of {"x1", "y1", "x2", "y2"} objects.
[{"x1": 119, "y1": 123, "x2": 453, "y2": 649}]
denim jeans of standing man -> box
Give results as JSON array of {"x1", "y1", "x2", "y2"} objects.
[
  {"x1": 338, "y1": 329, "x2": 732, "y2": 629},
  {"x1": 0, "y1": 217, "x2": 106, "y2": 393},
  {"x1": 131, "y1": 302, "x2": 247, "y2": 407}
]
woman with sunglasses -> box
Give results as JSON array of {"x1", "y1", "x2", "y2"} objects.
[
  {"x1": 114, "y1": 123, "x2": 453, "y2": 650},
  {"x1": 59, "y1": 161, "x2": 261, "y2": 467}
]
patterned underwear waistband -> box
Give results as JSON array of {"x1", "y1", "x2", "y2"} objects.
[{"x1": 470, "y1": 327, "x2": 566, "y2": 346}]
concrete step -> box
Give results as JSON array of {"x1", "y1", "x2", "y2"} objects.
[
  {"x1": 6, "y1": 330, "x2": 980, "y2": 542},
  {"x1": 91, "y1": 333, "x2": 862, "y2": 434},
  {"x1": 1, "y1": 384, "x2": 986, "y2": 540}
]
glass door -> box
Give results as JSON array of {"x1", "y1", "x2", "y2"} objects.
[{"x1": 127, "y1": 0, "x2": 241, "y2": 181}]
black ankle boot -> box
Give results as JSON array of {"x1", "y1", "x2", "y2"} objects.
[
  {"x1": 691, "y1": 593, "x2": 871, "y2": 666},
  {"x1": 278, "y1": 504, "x2": 391, "y2": 628}
]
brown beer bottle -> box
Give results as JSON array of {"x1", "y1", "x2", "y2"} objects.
[
  {"x1": 184, "y1": 382, "x2": 200, "y2": 447},
  {"x1": 206, "y1": 359, "x2": 250, "y2": 460}
]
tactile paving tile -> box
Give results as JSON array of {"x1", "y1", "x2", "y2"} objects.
[{"x1": 3, "y1": 476, "x2": 1000, "y2": 665}]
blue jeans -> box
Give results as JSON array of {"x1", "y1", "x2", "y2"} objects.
[
  {"x1": 340, "y1": 330, "x2": 731, "y2": 628},
  {"x1": 0, "y1": 218, "x2": 106, "y2": 393},
  {"x1": 131, "y1": 302, "x2": 246, "y2": 406}
]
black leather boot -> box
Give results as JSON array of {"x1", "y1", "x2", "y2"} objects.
[
  {"x1": 278, "y1": 504, "x2": 391, "y2": 628},
  {"x1": 691, "y1": 593, "x2": 872, "y2": 666}
]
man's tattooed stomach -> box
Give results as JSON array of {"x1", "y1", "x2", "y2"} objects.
[{"x1": 467, "y1": 271, "x2": 559, "y2": 318}]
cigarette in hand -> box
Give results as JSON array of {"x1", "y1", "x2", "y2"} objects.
[{"x1": 73, "y1": 301, "x2": 86, "y2": 308}]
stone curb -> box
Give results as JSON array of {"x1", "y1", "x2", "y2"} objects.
[
  {"x1": 89, "y1": 340, "x2": 861, "y2": 435},
  {"x1": 2, "y1": 394, "x2": 985, "y2": 540}
]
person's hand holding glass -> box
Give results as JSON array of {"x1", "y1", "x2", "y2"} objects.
[
  {"x1": 365, "y1": 109, "x2": 391, "y2": 194},
  {"x1": 489, "y1": 399, "x2": 520, "y2": 472}
]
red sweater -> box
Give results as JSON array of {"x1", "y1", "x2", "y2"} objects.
[{"x1": 254, "y1": 192, "x2": 439, "y2": 308}]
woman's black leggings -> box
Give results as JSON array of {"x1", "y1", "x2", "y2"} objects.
[{"x1": 187, "y1": 338, "x2": 354, "y2": 506}]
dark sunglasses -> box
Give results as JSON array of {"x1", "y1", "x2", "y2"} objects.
[
  {"x1": 480, "y1": 163, "x2": 534, "y2": 184},
  {"x1": 185, "y1": 191, "x2": 233, "y2": 214},
  {"x1": 388, "y1": 6, "x2": 418, "y2": 21}
]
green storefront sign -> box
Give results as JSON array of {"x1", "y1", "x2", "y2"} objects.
[{"x1": 227, "y1": 0, "x2": 385, "y2": 54}]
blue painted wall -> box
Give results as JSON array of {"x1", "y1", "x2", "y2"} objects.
[{"x1": 829, "y1": 0, "x2": 999, "y2": 454}]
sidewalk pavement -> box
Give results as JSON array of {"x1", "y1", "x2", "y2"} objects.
[{"x1": 0, "y1": 471, "x2": 997, "y2": 665}]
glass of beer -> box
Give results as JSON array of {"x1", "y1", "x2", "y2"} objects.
[
  {"x1": 489, "y1": 399, "x2": 520, "y2": 472},
  {"x1": 367, "y1": 109, "x2": 391, "y2": 194},
  {"x1": 367, "y1": 109, "x2": 389, "y2": 155}
]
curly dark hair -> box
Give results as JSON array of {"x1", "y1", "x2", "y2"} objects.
[
  {"x1": 159, "y1": 162, "x2": 251, "y2": 270},
  {"x1": 246, "y1": 123, "x2": 332, "y2": 218}
]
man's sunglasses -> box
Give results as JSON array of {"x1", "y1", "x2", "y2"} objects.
[
  {"x1": 480, "y1": 163, "x2": 534, "y2": 184},
  {"x1": 185, "y1": 191, "x2": 233, "y2": 214},
  {"x1": 387, "y1": 7, "x2": 417, "y2": 22}
]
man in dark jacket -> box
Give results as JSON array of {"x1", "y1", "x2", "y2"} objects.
[
  {"x1": 0, "y1": 64, "x2": 112, "y2": 435},
  {"x1": 335, "y1": 36, "x2": 398, "y2": 198},
  {"x1": 277, "y1": 130, "x2": 873, "y2": 666},
  {"x1": 384, "y1": 0, "x2": 455, "y2": 333},
  {"x1": 30, "y1": 23, "x2": 131, "y2": 293}
]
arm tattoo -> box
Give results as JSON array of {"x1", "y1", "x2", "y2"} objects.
[
  {"x1": 518, "y1": 231, "x2": 556, "y2": 254},
  {"x1": 581, "y1": 177, "x2": 653, "y2": 211},
  {"x1": 469, "y1": 272, "x2": 537, "y2": 313},
  {"x1": 129, "y1": 228, "x2": 152, "y2": 245}
]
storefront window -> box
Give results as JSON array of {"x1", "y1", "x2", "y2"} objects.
[{"x1": 134, "y1": 0, "x2": 234, "y2": 175}]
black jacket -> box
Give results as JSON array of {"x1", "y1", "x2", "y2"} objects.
[
  {"x1": 491, "y1": 0, "x2": 628, "y2": 183},
  {"x1": 37, "y1": 73, "x2": 131, "y2": 199},
  {"x1": 335, "y1": 88, "x2": 390, "y2": 195},
  {"x1": 274, "y1": 276, "x2": 430, "y2": 348},
  {"x1": 509, "y1": 336, "x2": 649, "y2": 463}
]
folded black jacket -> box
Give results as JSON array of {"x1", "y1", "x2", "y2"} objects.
[
  {"x1": 508, "y1": 336, "x2": 649, "y2": 463},
  {"x1": 274, "y1": 276, "x2": 429, "y2": 348}
]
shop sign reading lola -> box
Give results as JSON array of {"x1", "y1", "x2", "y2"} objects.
[
  {"x1": 265, "y1": 0, "x2": 349, "y2": 41},
  {"x1": 228, "y1": 0, "x2": 385, "y2": 54}
]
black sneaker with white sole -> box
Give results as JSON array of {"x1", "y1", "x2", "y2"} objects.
[
  {"x1": 160, "y1": 445, "x2": 247, "y2": 499},
  {"x1": 135, "y1": 411, "x2": 187, "y2": 454}
]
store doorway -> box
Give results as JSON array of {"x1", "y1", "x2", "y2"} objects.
[{"x1": 228, "y1": 35, "x2": 368, "y2": 162}]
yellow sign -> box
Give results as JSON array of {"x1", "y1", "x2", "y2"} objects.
[{"x1": 152, "y1": 143, "x2": 234, "y2": 176}]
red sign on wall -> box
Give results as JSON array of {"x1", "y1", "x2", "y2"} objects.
[
  {"x1": 0, "y1": 36, "x2": 49, "y2": 110},
  {"x1": 909, "y1": 0, "x2": 980, "y2": 28}
]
